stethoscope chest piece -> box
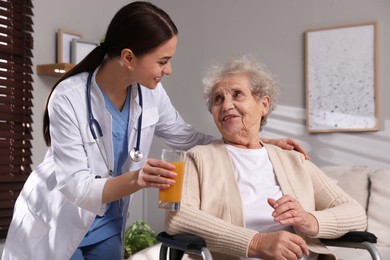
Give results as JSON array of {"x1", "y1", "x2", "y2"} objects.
[{"x1": 130, "y1": 148, "x2": 143, "y2": 162}]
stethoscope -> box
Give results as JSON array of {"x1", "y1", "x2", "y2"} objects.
[{"x1": 86, "y1": 72, "x2": 144, "y2": 176}]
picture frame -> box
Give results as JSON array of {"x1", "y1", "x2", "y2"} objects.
[
  {"x1": 71, "y1": 39, "x2": 98, "y2": 64},
  {"x1": 56, "y1": 28, "x2": 83, "y2": 63},
  {"x1": 305, "y1": 22, "x2": 379, "y2": 133}
]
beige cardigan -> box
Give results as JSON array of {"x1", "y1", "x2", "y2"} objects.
[{"x1": 165, "y1": 140, "x2": 367, "y2": 260}]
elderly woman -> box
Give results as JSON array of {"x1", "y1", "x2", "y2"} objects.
[{"x1": 164, "y1": 56, "x2": 366, "y2": 260}]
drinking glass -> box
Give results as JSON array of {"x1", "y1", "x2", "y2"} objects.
[{"x1": 158, "y1": 149, "x2": 186, "y2": 211}]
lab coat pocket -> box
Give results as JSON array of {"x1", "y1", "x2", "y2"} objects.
[
  {"x1": 80, "y1": 123, "x2": 98, "y2": 162},
  {"x1": 80, "y1": 123, "x2": 107, "y2": 172},
  {"x1": 134, "y1": 108, "x2": 159, "y2": 155},
  {"x1": 137, "y1": 107, "x2": 159, "y2": 129},
  {"x1": 80, "y1": 123, "x2": 97, "y2": 144},
  {"x1": 9, "y1": 207, "x2": 50, "y2": 257}
]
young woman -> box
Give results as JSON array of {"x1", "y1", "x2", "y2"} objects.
[{"x1": 2, "y1": 2, "x2": 306, "y2": 260}]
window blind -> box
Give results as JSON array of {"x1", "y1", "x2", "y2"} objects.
[{"x1": 0, "y1": 0, "x2": 34, "y2": 238}]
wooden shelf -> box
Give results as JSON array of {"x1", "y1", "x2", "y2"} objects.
[{"x1": 36, "y1": 63, "x2": 75, "y2": 77}]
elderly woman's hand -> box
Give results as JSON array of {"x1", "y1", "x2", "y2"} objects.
[
  {"x1": 262, "y1": 138, "x2": 310, "y2": 160},
  {"x1": 249, "y1": 231, "x2": 309, "y2": 260},
  {"x1": 137, "y1": 158, "x2": 177, "y2": 189},
  {"x1": 268, "y1": 195, "x2": 319, "y2": 236}
]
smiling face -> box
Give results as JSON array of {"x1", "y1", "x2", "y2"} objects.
[
  {"x1": 211, "y1": 74, "x2": 270, "y2": 148},
  {"x1": 131, "y1": 35, "x2": 177, "y2": 89}
]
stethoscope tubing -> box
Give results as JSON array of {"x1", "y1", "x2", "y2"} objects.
[
  {"x1": 134, "y1": 84, "x2": 143, "y2": 156},
  {"x1": 86, "y1": 71, "x2": 143, "y2": 175},
  {"x1": 87, "y1": 72, "x2": 103, "y2": 140}
]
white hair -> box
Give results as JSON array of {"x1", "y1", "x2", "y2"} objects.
[{"x1": 202, "y1": 55, "x2": 280, "y2": 128}]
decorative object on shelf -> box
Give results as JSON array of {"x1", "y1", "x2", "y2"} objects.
[
  {"x1": 57, "y1": 28, "x2": 83, "y2": 63},
  {"x1": 305, "y1": 21, "x2": 379, "y2": 133},
  {"x1": 71, "y1": 39, "x2": 98, "y2": 64}
]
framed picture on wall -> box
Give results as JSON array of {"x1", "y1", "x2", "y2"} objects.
[
  {"x1": 71, "y1": 39, "x2": 98, "y2": 64},
  {"x1": 57, "y1": 28, "x2": 83, "y2": 63},
  {"x1": 305, "y1": 22, "x2": 379, "y2": 133}
]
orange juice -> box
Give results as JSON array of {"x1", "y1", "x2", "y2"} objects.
[{"x1": 159, "y1": 161, "x2": 185, "y2": 202}]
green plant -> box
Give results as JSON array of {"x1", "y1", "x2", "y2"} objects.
[{"x1": 124, "y1": 220, "x2": 158, "y2": 258}]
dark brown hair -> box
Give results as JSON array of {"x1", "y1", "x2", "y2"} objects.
[{"x1": 43, "y1": 1, "x2": 178, "y2": 146}]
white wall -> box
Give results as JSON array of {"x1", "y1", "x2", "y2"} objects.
[{"x1": 30, "y1": 0, "x2": 390, "y2": 234}]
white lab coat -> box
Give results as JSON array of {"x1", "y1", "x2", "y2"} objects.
[{"x1": 1, "y1": 70, "x2": 214, "y2": 260}]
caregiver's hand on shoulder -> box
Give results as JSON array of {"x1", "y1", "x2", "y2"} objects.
[
  {"x1": 268, "y1": 195, "x2": 319, "y2": 236},
  {"x1": 249, "y1": 231, "x2": 309, "y2": 260},
  {"x1": 137, "y1": 158, "x2": 176, "y2": 189},
  {"x1": 262, "y1": 137, "x2": 310, "y2": 160}
]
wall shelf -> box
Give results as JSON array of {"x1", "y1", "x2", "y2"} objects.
[{"x1": 36, "y1": 63, "x2": 75, "y2": 77}]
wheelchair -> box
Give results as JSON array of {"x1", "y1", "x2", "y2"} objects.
[{"x1": 157, "y1": 231, "x2": 382, "y2": 260}]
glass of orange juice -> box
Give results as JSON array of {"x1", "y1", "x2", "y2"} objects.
[{"x1": 158, "y1": 149, "x2": 186, "y2": 211}]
